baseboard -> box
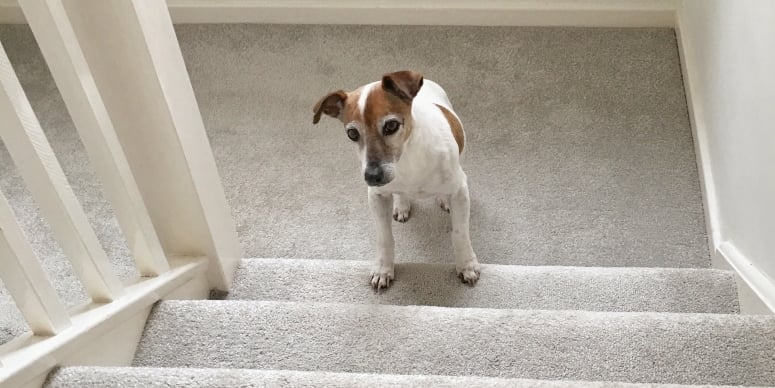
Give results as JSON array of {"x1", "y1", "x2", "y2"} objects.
[
  {"x1": 0, "y1": 0, "x2": 678, "y2": 26},
  {"x1": 717, "y1": 242, "x2": 775, "y2": 315},
  {"x1": 674, "y1": 5, "x2": 720, "y2": 254},
  {"x1": 675, "y1": 6, "x2": 773, "y2": 315},
  {"x1": 0, "y1": 0, "x2": 21, "y2": 23}
]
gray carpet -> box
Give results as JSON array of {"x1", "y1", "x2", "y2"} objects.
[
  {"x1": 0, "y1": 23, "x2": 728, "y2": 387},
  {"x1": 133, "y1": 300, "x2": 775, "y2": 386},
  {"x1": 45, "y1": 367, "x2": 759, "y2": 388},
  {"x1": 0, "y1": 24, "x2": 708, "y2": 345},
  {"x1": 229, "y1": 258, "x2": 738, "y2": 313},
  {"x1": 182, "y1": 25, "x2": 707, "y2": 268}
]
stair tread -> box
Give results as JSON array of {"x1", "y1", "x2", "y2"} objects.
[
  {"x1": 228, "y1": 258, "x2": 739, "y2": 313},
  {"x1": 133, "y1": 300, "x2": 775, "y2": 386},
  {"x1": 46, "y1": 367, "x2": 760, "y2": 388}
]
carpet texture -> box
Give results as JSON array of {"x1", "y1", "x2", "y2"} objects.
[
  {"x1": 132, "y1": 300, "x2": 775, "y2": 386},
  {"x1": 45, "y1": 367, "x2": 759, "y2": 388},
  {"x1": 181, "y1": 25, "x2": 707, "y2": 269},
  {"x1": 229, "y1": 258, "x2": 739, "y2": 313},
  {"x1": 0, "y1": 23, "x2": 735, "y2": 387},
  {"x1": 0, "y1": 24, "x2": 708, "y2": 344},
  {"x1": 0, "y1": 298, "x2": 26, "y2": 345}
]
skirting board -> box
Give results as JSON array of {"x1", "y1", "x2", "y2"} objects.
[
  {"x1": 674, "y1": 6, "x2": 774, "y2": 315},
  {"x1": 718, "y1": 242, "x2": 775, "y2": 315},
  {"x1": 673, "y1": 4, "x2": 720, "y2": 259},
  {"x1": 0, "y1": 0, "x2": 678, "y2": 26}
]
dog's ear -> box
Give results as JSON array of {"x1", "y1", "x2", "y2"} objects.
[
  {"x1": 313, "y1": 90, "x2": 347, "y2": 124},
  {"x1": 382, "y1": 71, "x2": 424, "y2": 104}
]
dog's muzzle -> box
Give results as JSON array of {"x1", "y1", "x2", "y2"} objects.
[{"x1": 364, "y1": 162, "x2": 390, "y2": 187}]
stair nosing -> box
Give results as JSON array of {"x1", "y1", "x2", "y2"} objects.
[
  {"x1": 159, "y1": 299, "x2": 767, "y2": 320},
  {"x1": 240, "y1": 257, "x2": 735, "y2": 274},
  {"x1": 49, "y1": 366, "x2": 749, "y2": 388}
]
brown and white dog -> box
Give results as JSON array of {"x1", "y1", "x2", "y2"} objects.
[{"x1": 313, "y1": 71, "x2": 480, "y2": 290}]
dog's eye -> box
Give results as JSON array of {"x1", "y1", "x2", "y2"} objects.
[
  {"x1": 383, "y1": 119, "x2": 401, "y2": 136},
  {"x1": 346, "y1": 127, "x2": 359, "y2": 141}
]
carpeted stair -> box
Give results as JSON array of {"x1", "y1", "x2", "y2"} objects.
[
  {"x1": 46, "y1": 258, "x2": 775, "y2": 387},
  {"x1": 226, "y1": 259, "x2": 740, "y2": 313},
  {"x1": 0, "y1": 23, "x2": 769, "y2": 387},
  {"x1": 45, "y1": 366, "x2": 766, "y2": 388},
  {"x1": 134, "y1": 299, "x2": 775, "y2": 385}
]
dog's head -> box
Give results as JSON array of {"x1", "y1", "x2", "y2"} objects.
[{"x1": 312, "y1": 71, "x2": 424, "y2": 187}]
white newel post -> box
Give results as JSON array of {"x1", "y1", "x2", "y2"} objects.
[{"x1": 55, "y1": 0, "x2": 242, "y2": 290}]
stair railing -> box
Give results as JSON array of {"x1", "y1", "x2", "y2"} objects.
[{"x1": 0, "y1": 1, "x2": 241, "y2": 386}]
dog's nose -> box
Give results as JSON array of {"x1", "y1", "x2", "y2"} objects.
[{"x1": 364, "y1": 163, "x2": 385, "y2": 186}]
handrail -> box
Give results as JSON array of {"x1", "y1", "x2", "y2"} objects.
[
  {"x1": 0, "y1": 258, "x2": 208, "y2": 388},
  {"x1": 0, "y1": 0, "x2": 242, "y2": 386}
]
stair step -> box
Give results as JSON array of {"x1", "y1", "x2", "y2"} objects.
[
  {"x1": 45, "y1": 367, "x2": 750, "y2": 388},
  {"x1": 133, "y1": 301, "x2": 775, "y2": 386},
  {"x1": 228, "y1": 258, "x2": 739, "y2": 314}
]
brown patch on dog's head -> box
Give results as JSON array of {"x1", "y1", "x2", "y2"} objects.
[
  {"x1": 360, "y1": 82, "x2": 413, "y2": 157},
  {"x1": 312, "y1": 71, "x2": 425, "y2": 186},
  {"x1": 381, "y1": 70, "x2": 423, "y2": 104},
  {"x1": 435, "y1": 104, "x2": 464, "y2": 154},
  {"x1": 342, "y1": 88, "x2": 363, "y2": 124}
]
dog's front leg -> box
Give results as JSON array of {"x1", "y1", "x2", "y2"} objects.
[
  {"x1": 368, "y1": 188, "x2": 395, "y2": 290},
  {"x1": 449, "y1": 183, "x2": 481, "y2": 285}
]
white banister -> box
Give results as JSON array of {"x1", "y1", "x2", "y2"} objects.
[
  {"x1": 0, "y1": 258, "x2": 209, "y2": 388},
  {"x1": 1, "y1": 1, "x2": 238, "y2": 385},
  {"x1": 0, "y1": 190, "x2": 71, "y2": 336},
  {"x1": 18, "y1": 0, "x2": 170, "y2": 277},
  {"x1": 0, "y1": 40, "x2": 123, "y2": 303},
  {"x1": 62, "y1": 0, "x2": 243, "y2": 290}
]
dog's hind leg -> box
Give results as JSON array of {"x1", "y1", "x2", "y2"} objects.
[
  {"x1": 392, "y1": 194, "x2": 412, "y2": 222},
  {"x1": 369, "y1": 189, "x2": 396, "y2": 290}
]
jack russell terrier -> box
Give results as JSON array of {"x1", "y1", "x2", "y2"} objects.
[{"x1": 313, "y1": 71, "x2": 481, "y2": 290}]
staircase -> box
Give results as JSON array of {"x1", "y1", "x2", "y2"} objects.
[
  {"x1": 46, "y1": 259, "x2": 775, "y2": 386},
  {"x1": 1, "y1": 22, "x2": 773, "y2": 388}
]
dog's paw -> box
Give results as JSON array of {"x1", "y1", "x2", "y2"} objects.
[
  {"x1": 370, "y1": 264, "x2": 395, "y2": 291},
  {"x1": 456, "y1": 259, "x2": 481, "y2": 286},
  {"x1": 393, "y1": 200, "x2": 411, "y2": 223},
  {"x1": 436, "y1": 196, "x2": 450, "y2": 213}
]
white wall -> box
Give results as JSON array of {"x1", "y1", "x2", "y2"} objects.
[
  {"x1": 678, "y1": 0, "x2": 775, "y2": 312},
  {"x1": 0, "y1": 0, "x2": 679, "y2": 26}
]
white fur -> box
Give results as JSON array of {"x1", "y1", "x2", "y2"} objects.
[
  {"x1": 357, "y1": 82, "x2": 377, "y2": 119},
  {"x1": 357, "y1": 82, "x2": 379, "y2": 172},
  {"x1": 362, "y1": 79, "x2": 481, "y2": 289}
]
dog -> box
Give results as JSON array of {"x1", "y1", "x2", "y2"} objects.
[{"x1": 312, "y1": 70, "x2": 480, "y2": 290}]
